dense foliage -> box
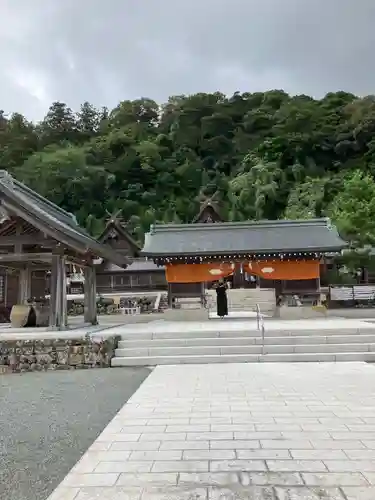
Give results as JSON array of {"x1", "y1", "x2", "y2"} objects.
[{"x1": 2, "y1": 90, "x2": 375, "y2": 249}]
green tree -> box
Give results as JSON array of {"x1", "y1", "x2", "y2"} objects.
[
  {"x1": 39, "y1": 102, "x2": 78, "y2": 145},
  {"x1": 16, "y1": 145, "x2": 114, "y2": 225},
  {"x1": 76, "y1": 102, "x2": 101, "y2": 141},
  {"x1": 0, "y1": 113, "x2": 38, "y2": 170},
  {"x1": 327, "y1": 170, "x2": 375, "y2": 246},
  {"x1": 3, "y1": 89, "x2": 375, "y2": 241},
  {"x1": 229, "y1": 157, "x2": 280, "y2": 220},
  {"x1": 284, "y1": 177, "x2": 328, "y2": 219}
]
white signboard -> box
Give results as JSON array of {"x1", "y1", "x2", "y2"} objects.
[{"x1": 330, "y1": 285, "x2": 375, "y2": 301}]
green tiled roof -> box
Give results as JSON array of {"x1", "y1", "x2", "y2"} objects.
[{"x1": 141, "y1": 219, "x2": 347, "y2": 257}]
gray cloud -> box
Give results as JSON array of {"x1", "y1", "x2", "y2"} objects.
[{"x1": 1, "y1": 0, "x2": 375, "y2": 120}]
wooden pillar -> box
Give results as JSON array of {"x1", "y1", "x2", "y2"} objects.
[
  {"x1": 84, "y1": 265, "x2": 97, "y2": 325},
  {"x1": 18, "y1": 267, "x2": 32, "y2": 304},
  {"x1": 3, "y1": 273, "x2": 8, "y2": 306},
  {"x1": 364, "y1": 267, "x2": 369, "y2": 284},
  {"x1": 49, "y1": 253, "x2": 67, "y2": 329},
  {"x1": 168, "y1": 283, "x2": 173, "y2": 308},
  {"x1": 233, "y1": 264, "x2": 245, "y2": 289},
  {"x1": 315, "y1": 258, "x2": 323, "y2": 304},
  {"x1": 200, "y1": 282, "x2": 205, "y2": 306},
  {"x1": 60, "y1": 258, "x2": 67, "y2": 328}
]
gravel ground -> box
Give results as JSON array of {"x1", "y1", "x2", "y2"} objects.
[{"x1": 0, "y1": 367, "x2": 150, "y2": 500}]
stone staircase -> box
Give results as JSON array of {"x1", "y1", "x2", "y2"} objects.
[
  {"x1": 207, "y1": 287, "x2": 276, "y2": 316},
  {"x1": 112, "y1": 321, "x2": 375, "y2": 366},
  {"x1": 159, "y1": 292, "x2": 169, "y2": 311},
  {"x1": 156, "y1": 292, "x2": 168, "y2": 312}
]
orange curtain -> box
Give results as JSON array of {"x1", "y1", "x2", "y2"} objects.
[
  {"x1": 243, "y1": 260, "x2": 320, "y2": 280},
  {"x1": 166, "y1": 263, "x2": 235, "y2": 283}
]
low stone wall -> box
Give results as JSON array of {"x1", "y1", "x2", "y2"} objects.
[{"x1": 0, "y1": 335, "x2": 120, "y2": 374}]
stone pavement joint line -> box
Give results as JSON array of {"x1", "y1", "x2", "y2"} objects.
[{"x1": 48, "y1": 362, "x2": 375, "y2": 499}]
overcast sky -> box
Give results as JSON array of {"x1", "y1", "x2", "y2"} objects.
[{"x1": 1, "y1": 0, "x2": 375, "y2": 121}]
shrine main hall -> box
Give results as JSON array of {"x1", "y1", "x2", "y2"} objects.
[{"x1": 141, "y1": 218, "x2": 347, "y2": 304}]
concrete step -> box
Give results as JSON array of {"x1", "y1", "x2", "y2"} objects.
[
  {"x1": 115, "y1": 342, "x2": 375, "y2": 358},
  {"x1": 116, "y1": 345, "x2": 262, "y2": 357},
  {"x1": 227, "y1": 300, "x2": 275, "y2": 306},
  {"x1": 112, "y1": 351, "x2": 375, "y2": 366},
  {"x1": 227, "y1": 298, "x2": 275, "y2": 304},
  {"x1": 208, "y1": 311, "x2": 264, "y2": 319},
  {"x1": 119, "y1": 327, "x2": 371, "y2": 341},
  {"x1": 118, "y1": 333, "x2": 375, "y2": 349}
]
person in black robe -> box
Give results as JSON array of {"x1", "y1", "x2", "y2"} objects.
[{"x1": 215, "y1": 278, "x2": 228, "y2": 318}]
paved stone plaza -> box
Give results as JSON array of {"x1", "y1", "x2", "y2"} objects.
[{"x1": 48, "y1": 362, "x2": 375, "y2": 499}]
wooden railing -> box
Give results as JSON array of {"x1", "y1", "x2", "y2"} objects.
[{"x1": 256, "y1": 303, "x2": 265, "y2": 355}]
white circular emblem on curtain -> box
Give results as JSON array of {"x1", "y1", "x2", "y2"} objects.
[
  {"x1": 261, "y1": 267, "x2": 275, "y2": 274},
  {"x1": 208, "y1": 269, "x2": 225, "y2": 275}
]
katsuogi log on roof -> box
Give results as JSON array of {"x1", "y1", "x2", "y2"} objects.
[{"x1": 141, "y1": 218, "x2": 347, "y2": 259}]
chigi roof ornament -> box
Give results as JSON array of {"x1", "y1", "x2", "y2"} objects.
[
  {"x1": 325, "y1": 217, "x2": 333, "y2": 230},
  {"x1": 0, "y1": 170, "x2": 14, "y2": 187},
  {"x1": 0, "y1": 206, "x2": 10, "y2": 224}
]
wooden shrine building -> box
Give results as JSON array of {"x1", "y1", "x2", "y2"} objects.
[
  {"x1": 192, "y1": 195, "x2": 223, "y2": 223},
  {"x1": 141, "y1": 218, "x2": 348, "y2": 304},
  {"x1": 93, "y1": 196, "x2": 223, "y2": 294},
  {"x1": 0, "y1": 171, "x2": 128, "y2": 328},
  {"x1": 95, "y1": 217, "x2": 166, "y2": 293}
]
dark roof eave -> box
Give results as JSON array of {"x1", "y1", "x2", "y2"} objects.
[
  {"x1": 91, "y1": 246, "x2": 129, "y2": 268},
  {"x1": 100, "y1": 268, "x2": 164, "y2": 273},
  {"x1": 141, "y1": 247, "x2": 346, "y2": 258},
  {"x1": 149, "y1": 218, "x2": 337, "y2": 231},
  {"x1": 1, "y1": 191, "x2": 129, "y2": 268}
]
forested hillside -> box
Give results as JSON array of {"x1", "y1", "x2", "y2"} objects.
[{"x1": 2, "y1": 90, "x2": 375, "y2": 250}]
